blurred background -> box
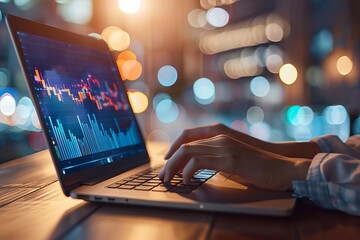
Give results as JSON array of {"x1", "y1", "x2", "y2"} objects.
[{"x1": 1, "y1": 0, "x2": 360, "y2": 163}]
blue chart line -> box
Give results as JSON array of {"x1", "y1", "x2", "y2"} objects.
[{"x1": 49, "y1": 114, "x2": 140, "y2": 161}]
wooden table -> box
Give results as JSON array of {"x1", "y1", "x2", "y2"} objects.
[{"x1": 1, "y1": 148, "x2": 360, "y2": 240}]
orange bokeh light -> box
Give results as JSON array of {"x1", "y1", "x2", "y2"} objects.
[
  {"x1": 127, "y1": 91, "x2": 148, "y2": 113},
  {"x1": 116, "y1": 50, "x2": 142, "y2": 80},
  {"x1": 121, "y1": 60, "x2": 142, "y2": 80}
]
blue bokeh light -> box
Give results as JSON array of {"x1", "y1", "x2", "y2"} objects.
[
  {"x1": 152, "y1": 92, "x2": 171, "y2": 109},
  {"x1": 310, "y1": 29, "x2": 334, "y2": 60},
  {"x1": 250, "y1": 76, "x2": 270, "y2": 97},
  {"x1": 324, "y1": 105, "x2": 348, "y2": 125},
  {"x1": 155, "y1": 99, "x2": 179, "y2": 123},
  {"x1": 158, "y1": 65, "x2": 178, "y2": 87},
  {"x1": 193, "y1": 77, "x2": 215, "y2": 102}
]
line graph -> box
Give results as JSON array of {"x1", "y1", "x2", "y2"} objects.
[{"x1": 34, "y1": 68, "x2": 128, "y2": 112}]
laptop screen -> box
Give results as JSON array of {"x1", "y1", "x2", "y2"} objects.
[{"x1": 16, "y1": 31, "x2": 147, "y2": 175}]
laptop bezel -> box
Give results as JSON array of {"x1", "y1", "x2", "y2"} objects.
[{"x1": 6, "y1": 14, "x2": 150, "y2": 196}]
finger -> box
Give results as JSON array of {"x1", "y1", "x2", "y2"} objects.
[
  {"x1": 182, "y1": 156, "x2": 221, "y2": 184},
  {"x1": 160, "y1": 134, "x2": 240, "y2": 181},
  {"x1": 164, "y1": 123, "x2": 227, "y2": 159},
  {"x1": 163, "y1": 143, "x2": 223, "y2": 182}
]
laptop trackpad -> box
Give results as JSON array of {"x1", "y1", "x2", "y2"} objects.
[{"x1": 188, "y1": 173, "x2": 293, "y2": 203}]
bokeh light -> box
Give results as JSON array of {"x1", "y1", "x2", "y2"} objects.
[
  {"x1": 297, "y1": 106, "x2": 314, "y2": 126},
  {"x1": 14, "y1": 96, "x2": 33, "y2": 126},
  {"x1": 206, "y1": 7, "x2": 229, "y2": 28},
  {"x1": 0, "y1": 68, "x2": 9, "y2": 87},
  {"x1": 121, "y1": 60, "x2": 142, "y2": 80},
  {"x1": 0, "y1": 94, "x2": 16, "y2": 116},
  {"x1": 101, "y1": 26, "x2": 130, "y2": 51},
  {"x1": 230, "y1": 120, "x2": 248, "y2": 133},
  {"x1": 14, "y1": 0, "x2": 36, "y2": 11},
  {"x1": 249, "y1": 122, "x2": 271, "y2": 141},
  {"x1": 118, "y1": 0, "x2": 141, "y2": 14},
  {"x1": 251, "y1": 24, "x2": 266, "y2": 44},
  {"x1": 193, "y1": 78, "x2": 215, "y2": 102},
  {"x1": 128, "y1": 91, "x2": 148, "y2": 114},
  {"x1": 108, "y1": 30, "x2": 130, "y2": 51},
  {"x1": 28, "y1": 132, "x2": 46, "y2": 151},
  {"x1": 266, "y1": 54, "x2": 283, "y2": 73},
  {"x1": 118, "y1": 50, "x2": 137, "y2": 61},
  {"x1": 246, "y1": 106, "x2": 264, "y2": 124},
  {"x1": 310, "y1": 29, "x2": 334, "y2": 60},
  {"x1": 31, "y1": 110, "x2": 41, "y2": 130},
  {"x1": 57, "y1": 0, "x2": 92, "y2": 24},
  {"x1": 324, "y1": 105, "x2": 348, "y2": 125},
  {"x1": 286, "y1": 105, "x2": 301, "y2": 126},
  {"x1": 250, "y1": 76, "x2": 270, "y2": 97},
  {"x1": 336, "y1": 55, "x2": 353, "y2": 76},
  {"x1": 188, "y1": 9, "x2": 207, "y2": 28},
  {"x1": 279, "y1": 63, "x2": 298, "y2": 85},
  {"x1": 152, "y1": 93, "x2": 171, "y2": 109},
  {"x1": 116, "y1": 51, "x2": 142, "y2": 81},
  {"x1": 147, "y1": 129, "x2": 170, "y2": 143},
  {"x1": 158, "y1": 65, "x2": 178, "y2": 87},
  {"x1": 156, "y1": 99, "x2": 179, "y2": 123},
  {"x1": 265, "y1": 23, "x2": 284, "y2": 42}
]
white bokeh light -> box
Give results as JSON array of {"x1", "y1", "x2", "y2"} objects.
[
  {"x1": 206, "y1": 7, "x2": 229, "y2": 28},
  {"x1": 118, "y1": 0, "x2": 141, "y2": 14},
  {"x1": 0, "y1": 94, "x2": 16, "y2": 116}
]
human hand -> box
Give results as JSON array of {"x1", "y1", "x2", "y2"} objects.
[
  {"x1": 164, "y1": 123, "x2": 248, "y2": 159},
  {"x1": 159, "y1": 124, "x2": 311, "y2": 191}
]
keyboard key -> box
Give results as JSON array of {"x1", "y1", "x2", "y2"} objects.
[
  {"x1": 134, "y1": 185, "x2": 154, "y2": 191},
  {"x1": 123, "y1": 177, "x2": 136, "y2": 181},
  {"x1": 141, "y1": 182, "x2": 160, "y2": 187},
  {"x1": 152, "y1": 186, "x2": 169, "y2": 192},
  {"x1": 131, "y1": 179, "x2": 147, "y2": 183},
  {"x1": 125, "y1": 182, "x2": 142, "y2": 186},
  {"x1": 142, "y1": 174, "x2": 158, "y2": 178},
  {"x1": 107, "y1": 183, "x2": 120, "y2": 188},
  {"x1": 137, "y1": 176, "x2": 153, "y2": 180},
  {"x1": 147, "y1": 179, "x2": 162, "y2": 184},
  {"x1": 115, "y1": 180, "x2": 129, "y2": 184},
  {"x1": 118, "y1": 185, "x2": 135, "y2": 190}
]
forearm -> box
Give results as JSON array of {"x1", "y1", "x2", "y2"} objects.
[
  {"x1": 232, "y1": 130, "x2": 321, "y2": 158},
  {"x1": 232, "y1": 142, "x2": 311, "y2": 191},
  {"x1": 272, "y1": 141, "x2": 322, "y2": 158}
]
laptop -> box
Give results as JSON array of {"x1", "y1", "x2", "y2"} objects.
[{"x1": 6, "y1": 14, "x2": 295, "y2": 216}]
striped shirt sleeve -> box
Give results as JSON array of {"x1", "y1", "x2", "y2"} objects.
[{"x1": 292, "y1": 135, "x2": 360, "y2": 216}]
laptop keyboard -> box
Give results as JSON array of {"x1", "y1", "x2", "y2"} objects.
[{"x1": 106, "y1": 166, "x2": 217, "y2": 194}]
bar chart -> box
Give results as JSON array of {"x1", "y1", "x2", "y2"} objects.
[{"x1": 48, "y1": 114, "x2": 140, "y2": 161}]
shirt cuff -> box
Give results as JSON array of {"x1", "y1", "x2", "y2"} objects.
[
  {"x1": 306, "y1": 153, "x2": 329, "y2": 181},
  {"x1": 292, "y1": 152, "x2": 360, "y2": 215},
  {"x1": 311, "y1": 135, "x2": 343, "y2": 153},
  {"x1": 293, "y1": 180, "x2": 360, "y2": 216}
]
